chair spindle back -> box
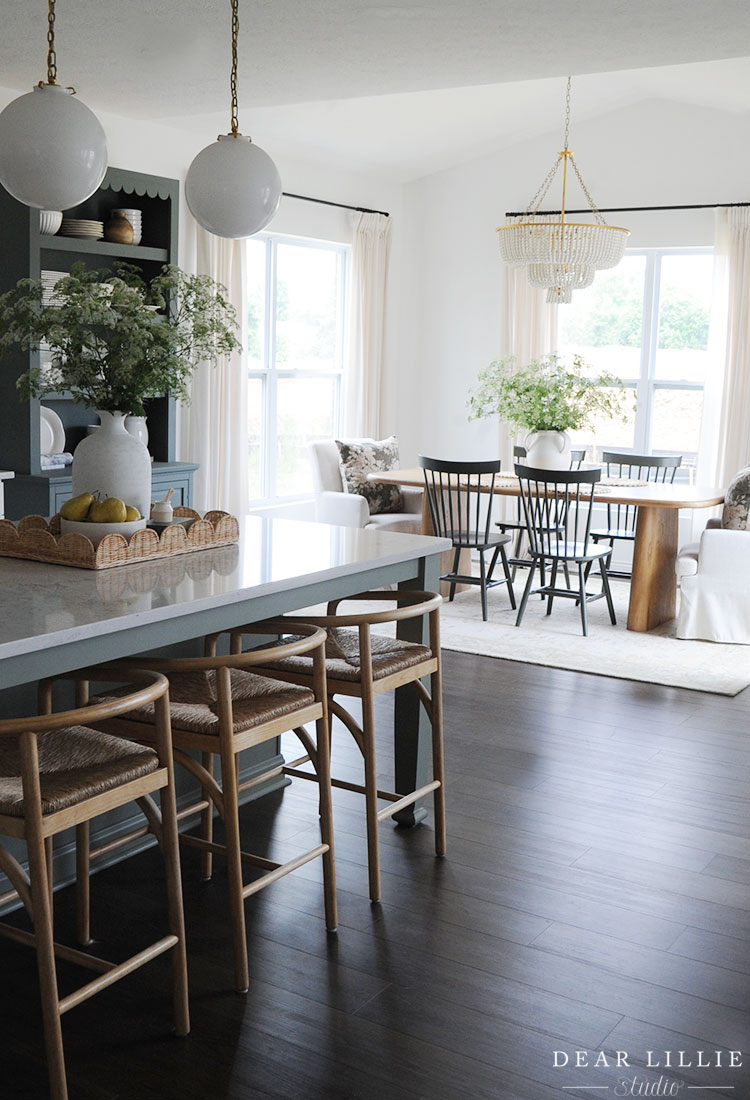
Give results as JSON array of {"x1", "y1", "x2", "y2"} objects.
[
  {"x1": 601, "y1": 451, "x2": 681, "y2": 535},
  {"x1": 515, "y1": 463, "x2": 602, "y2": 558},
  {"x1": 419, "y1": 457, "x2": 502, "y2": 549}
]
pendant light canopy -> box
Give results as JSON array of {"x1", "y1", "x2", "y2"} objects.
[
  {"x1": 0, "y1": 0, "x2": 107, "y2": 210},
  {"x1": 497, "y1": 78, "x2": 629, "y2": 304},
  {"x1": 185, "y1": 0, "x2": 282, "y2": 239}
]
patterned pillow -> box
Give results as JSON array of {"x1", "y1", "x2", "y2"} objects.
[
  {"x1": 722, "y1": 466, "x2": 750, "y2": 530},
  {"x1": 336, "y1": 437, "x2": 404, "y2": 515}
]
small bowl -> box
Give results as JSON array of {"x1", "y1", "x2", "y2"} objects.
[
  {"x1": 60, "y1": 516, "x2": 147, "y2": 547},
  {"x1": 40, "y1": 210, "x2": 62, "y2": 235}
]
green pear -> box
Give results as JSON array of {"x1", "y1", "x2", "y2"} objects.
[
  {"x1": 89, "y1": 497, "x2": 127, "y2": 523},
  {"x1": 60, "y1": 492, "x2": 94, "y2": 521}
]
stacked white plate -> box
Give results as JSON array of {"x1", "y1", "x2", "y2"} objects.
[
  {"x1": 40, "y1": 269, "x2": 67, "y2": 306},
  {"x1": 112, "y1": 207, "x2": 142, "y2": 245},
  {"x1": 59, "y1": 218, "x2": 104, "y2": 240}
]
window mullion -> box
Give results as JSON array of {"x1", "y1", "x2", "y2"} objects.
[
  {"x1": 636, "y1": 252, "x2": 659, "y2": 454},
  {"x1": 265, "y1": 239, "x2": 278, "y2": 500}
]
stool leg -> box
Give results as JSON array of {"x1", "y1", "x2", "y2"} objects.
[
  {"x1": 316, "y1": 718, "x2": 338, "y2": 931},
  {"x1": 217, "y1": 669, "x2": 249, "y2": 993},
  {"x1": 358, "y1": 627, "x2": 381, "y2": 903},
  {"x1": 361, "y1": 707, "x2": 381, "y2": 903},
  {"x1": 154, "y1": 695, "x2": 190, "y2": 1037},
  {"x1": 22, "y1": 736, "x2": 67, "y2": 1100},
  {"x1": 75, "y1": 821, "x2": 92, "y2": 946},
  {"x1": 429, "y1": 615, "x2": 447, "y2": 857},
  {"x1": 200, "y1": 752, "x2": 214, "y2": 882}
]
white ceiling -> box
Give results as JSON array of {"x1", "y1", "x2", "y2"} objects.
[{"x1": 2, "y1": 1, "x2": 750, "y2": 181}]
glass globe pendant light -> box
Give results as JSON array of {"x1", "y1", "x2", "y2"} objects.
[
  {"x1": 0, "y1": 0, "x2": 107, "y2": 210},
  {"x1": 497, "y1": 77, "x2": 629, "y2": 303},
  {"x1": 185, "y1": 0, "x2": 282, "y2": 238}
]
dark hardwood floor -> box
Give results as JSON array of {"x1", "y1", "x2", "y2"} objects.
[{"x1": 2, "y1": 651, "x2": 750, "y2": 1099}]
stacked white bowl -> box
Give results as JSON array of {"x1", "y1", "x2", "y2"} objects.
[
  {"x1": 112, "y1": 208, "x2": 142, "y2": 245},
  {"x1": 39, "y1": 210, "x2": 62, "y2": 235}
]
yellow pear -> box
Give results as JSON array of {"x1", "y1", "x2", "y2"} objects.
[
  {"x1": 124, "y1": 505, "x2": 141, "y2": 521},
  {"x1": 60, "y1": 492, "x2": 94, "y2": 521},
  {"x1": 89, "y1": 496, "x2": 127, "y2": 523}
]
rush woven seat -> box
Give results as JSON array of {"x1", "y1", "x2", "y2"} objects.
[
  {"x1": 276, "y1": 629, "x2": 432, "y2": 683},
  {"x1": 243, "y1": 591, "x2": 446, "y2": 904},
  {"x1": 103, "y1": 669, "x2": 315, "y2": 738},
  {"x1": 0, "y1": 668, "x2": 189, "y2": 1100},
  {"x1": 96, "y1": 620, "x2": 337, "y2": 994},
  {"x1": 0, "y1": 725, "x2": 159, "y2": 817}
]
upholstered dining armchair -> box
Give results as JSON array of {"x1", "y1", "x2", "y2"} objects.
[
  {"x1": 311, "y1": 438, "x2": 423, "y2": 533},
  {"x1": 676, "y1": 465, "x2": 750, "y2": 643}
]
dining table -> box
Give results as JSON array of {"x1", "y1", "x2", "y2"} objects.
[
  {"x1": 0, "y1": 516, "x2": 451, "y2": 895},
  {"x1": 372, "y1": 468, "x2": 725, "y2": 632}
]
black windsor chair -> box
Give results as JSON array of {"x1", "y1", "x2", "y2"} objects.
[
  {"x1": 590, "y1": 451, "x2": 682, "y2": 578},
  {"x1": 419, "y1": 456, "x2": 515, "y2": 621},
  {"x1": 514, "y1": 463, "x2": 617, "y2": 636},
  {"x1": 498, "y1": 445, "x2": 588, "y2": 581}
]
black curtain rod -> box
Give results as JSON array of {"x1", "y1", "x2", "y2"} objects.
[
  {"x1": 282, "y1": 191, "x2": 389, "y2": 218},
  {"x1": 504, "y1": 201, "x2": 750, "y2": 217}
]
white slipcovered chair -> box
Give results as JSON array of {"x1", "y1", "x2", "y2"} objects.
[
  {"x1": 310, "y1": 439, "x2": 423, "y2": 533},
  {"x1": 675, "y1": 520, "x2": 750, "y2": 643}
]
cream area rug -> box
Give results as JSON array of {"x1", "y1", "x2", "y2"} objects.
[{"x1": 438, "y1": 579, "x2": 750, "y2": 696}]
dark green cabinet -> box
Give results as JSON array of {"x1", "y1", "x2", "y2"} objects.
[{"x1": 0, "y1": 167, "x2": 198, "y2": 519}]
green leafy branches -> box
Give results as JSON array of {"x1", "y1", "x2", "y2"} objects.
[
  {"x1": 467, "y1": 353, "x2": 625, "y2": 433},
  {"x1": 0, "y1": 262, "x2": 241, "y2": 415}
]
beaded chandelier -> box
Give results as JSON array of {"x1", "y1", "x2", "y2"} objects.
[{"x1": 497, "y1": 77, "x2": 629, "y2": 304}]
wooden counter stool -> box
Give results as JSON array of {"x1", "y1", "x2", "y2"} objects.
[
  {"x1": 95, "y1": 620, "x2": 337, "y2": 994},
  {"x1": 239, "y1": 591, "x2": 446, "y2": 904},
  {"x1": 0, "y1": 668, "x2": 189, "y2": 1100}
]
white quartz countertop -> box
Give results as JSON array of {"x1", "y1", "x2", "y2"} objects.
[{"x1": 0, "y1": 516, "x2": 449, "y2": 667}]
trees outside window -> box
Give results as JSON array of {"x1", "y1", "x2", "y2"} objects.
[{"x1": 557, "y1": 248, "x2": 713, "y2": 476}]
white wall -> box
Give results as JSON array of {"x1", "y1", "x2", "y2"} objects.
[{"x1": 395, "y1": 97, "x2": 750, "y2": 464}]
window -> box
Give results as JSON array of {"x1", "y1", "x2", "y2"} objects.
[
  {"x1": 557, "y1": 248, "x2": 713, "y2": 475},
  {"x1": 246, "y1": 234, "x2": 348, "y2": 503}
]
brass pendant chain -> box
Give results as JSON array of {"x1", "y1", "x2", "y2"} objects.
[
  {"x1": 230, "y1": 0, "x2": 240, "y2": 136},
  {"x1": 46, "y1": 0, "x2": 57, "y2": 85}
]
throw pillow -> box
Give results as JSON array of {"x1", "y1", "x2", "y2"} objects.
[
  {"x1": 722, "y1": 466, "x2": 750, "y2": 530},
  {"x1": 336, "y1": 436, "x2": 404, "y2": 515}
]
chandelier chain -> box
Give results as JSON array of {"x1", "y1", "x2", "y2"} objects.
[
  {"x1": 230, "y1": 0, "x2": 240, "y2": 135},
  {"x1": 523, "y1": 154, "x2": 563, "y2": 217},
  {"x1": 569, "y1": 155, "x2": 606, "y2": 225},
  {"x1": 46, "y1": 0, "x2": 57, "y2": 85},
  {"x1": 563, "y1": 76, "x2": 571, "y2": 150}
]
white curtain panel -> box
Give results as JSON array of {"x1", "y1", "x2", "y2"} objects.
[
  {"x1": 179, "y1": 228, "x2": 248, "y2": 517},
  {"x1": 342, "y1": 212, "x2": 392, "y2": 437},
  {"x1": 712, "y1": 206, "x2": 750, "y2": 488},
  {"x1": 500, "y1": 231, "x2": 559, "y2": 474}
]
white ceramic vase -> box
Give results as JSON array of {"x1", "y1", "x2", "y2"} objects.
[
  {"x1": 124, "y1": 415, "x2": 149, "y2": 447},
  {"x1": 72, "y1": 410, "x2": 152, "y2": 519},
  {"x1": 524, "y1": 430, "x2": 571, "y2": 470}
]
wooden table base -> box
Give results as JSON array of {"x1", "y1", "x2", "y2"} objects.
[{"x1": 628, "y1": 506, "x2": 679, "y2": 632}]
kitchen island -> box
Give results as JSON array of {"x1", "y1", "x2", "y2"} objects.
[{"x1": 0, "y1": 517, "x2": 450, "y2": 889}]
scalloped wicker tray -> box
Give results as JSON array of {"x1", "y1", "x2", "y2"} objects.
[{"x1": 0, "y1": 508, "x2": 239, "y2": 570}]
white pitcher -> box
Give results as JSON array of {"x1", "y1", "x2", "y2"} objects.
[{"x1": 524, "y1": 430, "x2": 571, "y2": 470}]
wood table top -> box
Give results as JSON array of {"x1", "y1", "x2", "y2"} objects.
[{"x1": 373, "y1": 467, "x2": 725, "y2": 510}]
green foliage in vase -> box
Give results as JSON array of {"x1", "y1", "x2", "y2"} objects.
[
  {"x1": 467, "y1": 353, "x2": 625, "y2": 433},
  {"x1": 0, "y1": 262, "x2": 241, "y2": 415}
]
